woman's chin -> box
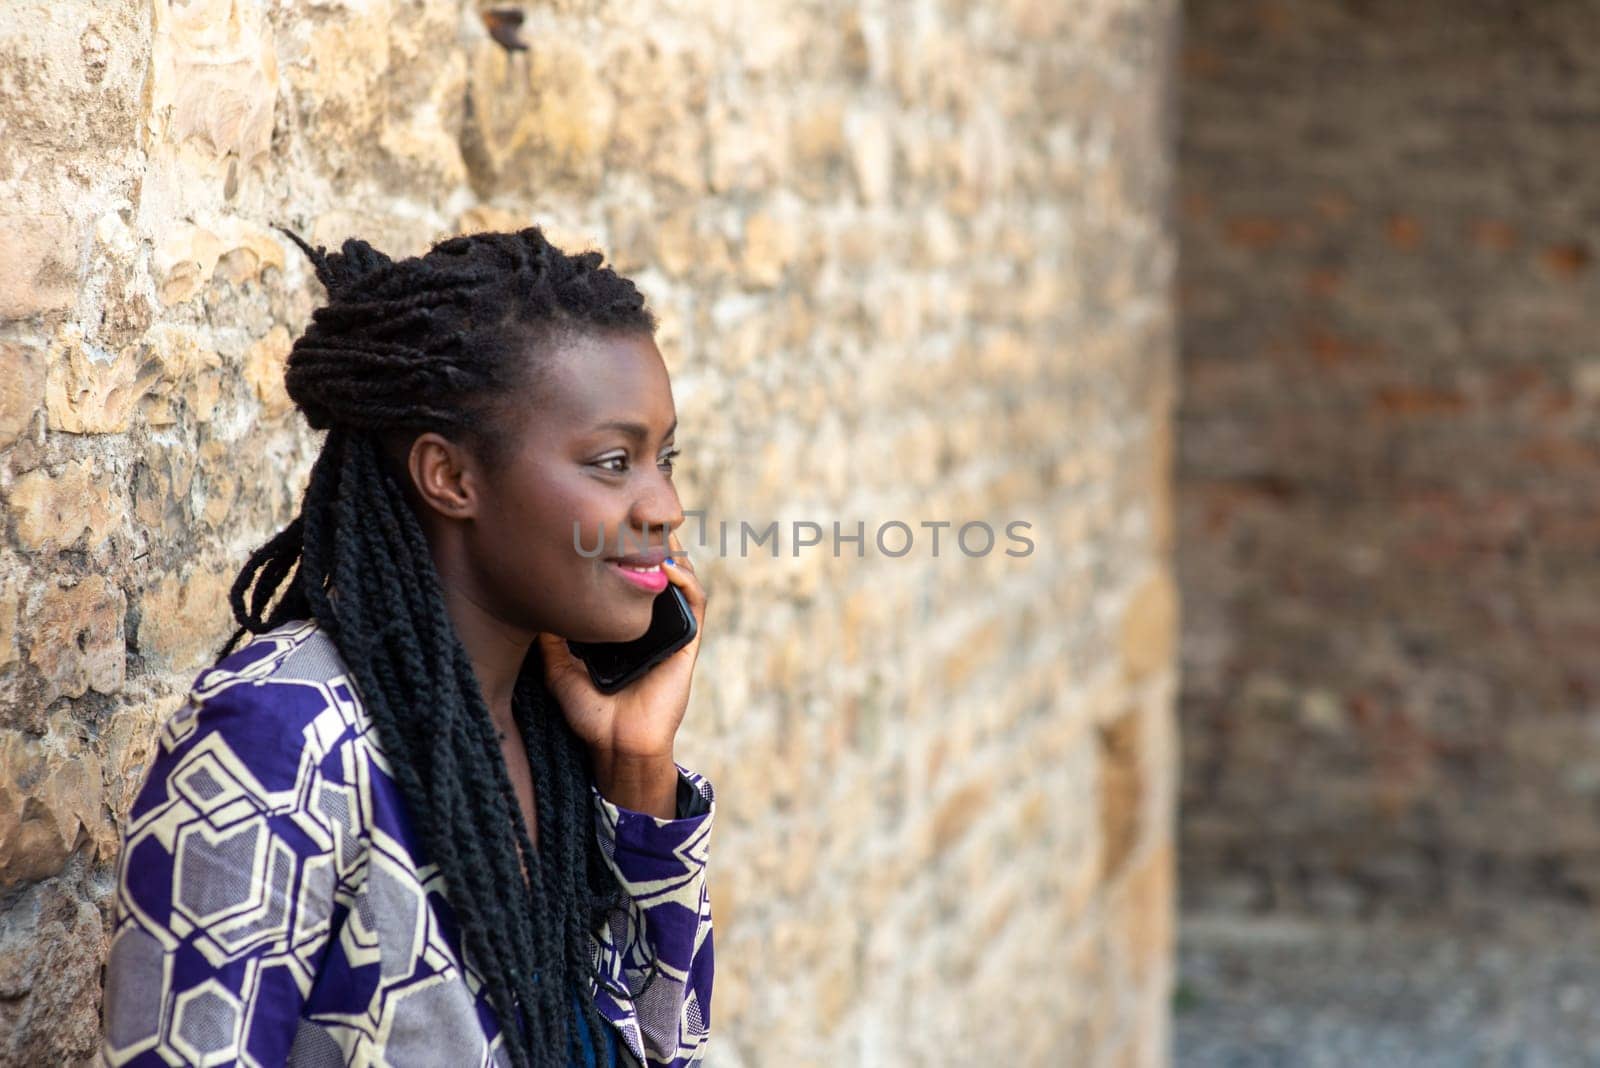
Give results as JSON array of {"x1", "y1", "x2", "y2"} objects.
[{"x1": 566, "y1": 610, "x2": 653, "y2": 645}]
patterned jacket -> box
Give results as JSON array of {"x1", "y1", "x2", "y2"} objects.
[{"x1": 98, "y1": 620, "x2": 716, "y2": 1067}]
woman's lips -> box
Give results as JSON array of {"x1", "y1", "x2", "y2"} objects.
[{"x1": 607, "y1": 560, "x2": 669, "y2": 594}]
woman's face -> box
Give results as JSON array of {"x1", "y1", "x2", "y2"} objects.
[{"x1": 460, "y1": 329, "x2": 685, "y2": 644}]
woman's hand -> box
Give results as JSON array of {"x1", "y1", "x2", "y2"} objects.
[{"x1": 535, "y1": 531, "x2": 707, "y2": 816}]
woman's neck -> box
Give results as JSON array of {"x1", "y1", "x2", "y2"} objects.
[{"x1": 436, "y1": 579, "x2": 532, "y2": 733}]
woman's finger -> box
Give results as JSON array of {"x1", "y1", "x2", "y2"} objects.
[
  {"x1": 664, "y1": 553, "x2": 704, "y2": 606},
  {"x1": 666, "y1": 531, "x2": 693, "y2": 568},
  {"x1": 663, "y1": 534, "x2": 707, "y2": 623},
  {"x1": 536, "y1": 631, "x2": 591, "y2": 688}
]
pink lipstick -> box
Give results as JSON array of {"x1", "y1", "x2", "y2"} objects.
[{"x1": 607, "y1": 559, "x2": 670, "y2": 594}]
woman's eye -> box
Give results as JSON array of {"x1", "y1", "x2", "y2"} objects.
[{"x1": 596, "y1": 448, "x2": 679, "y2": 474}]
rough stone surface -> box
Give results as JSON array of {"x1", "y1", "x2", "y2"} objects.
[
  {"x1": 0, "y1": 0, "x2": 1181, "y2": 1063},
  {"x1": 28, "y1": 576, "x2": 127, "y2": 706},
  {"x1": 0, "y1": 863, "x2": 108, "y2": 1065},
  {"x1": 1178, "y1": 0, "x2": 1600, "y2": 917},
  {"x1": 0, "y1": 723, "x2": 107, "y2": 885},
  {"x1": 0, "y1": 215, "x2": 80, "y2": 321},
  {"x1": 135, "y1": 564, "x2": 233, "y2": 673},
  {"x1": 10, "y1": 460, "x2": 118, "y2": 551},
  {"x1": 0, "y1": 342, "x2": 46, "y2": 446}
]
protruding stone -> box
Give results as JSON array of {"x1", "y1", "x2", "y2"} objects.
[
  {"x1": 147, "y1": 0, "x2": 278, "y2": 165},
  {"x1": 154, "y1": 222, "x2": 285, "y2": 307},
  {"x1": 139, "y1": 326, "x2": 223, "y2": 425},
  {"x1": 156, "y1": 228, "x2": 224, "y2": 307},
  {"x1": 463, "y1": 34, "x2": 616, "y2": 194},
  {"x1": 0, "y1": 728, "x2": 105, "y2": 885},
  {"x1": 138, "y1": 565, "x2": 233, "y2": 672},
  {"x1": 100, "y1": 689, "x2": 178, "y2": 827},
  {"x1": 131, "y1": 437, "x2": 198, "y2": 529},
  {"x1": 196, "y1": 440, "x2": 240, "y2": 530},
  {"x1": 44, "y1": 329, "x2": 150, "y2": 435},
  {"x1": 0, "y1": 876, "x2": 106, "y2": 1061},
  {"x1": 29, "y1": 577, "x2": 126, "y2": 703},
  {"x1": 243, "y1": 326, "x2": 293, "y2": 419},
  {"x1": 10, "y1": 461, "x2": 117, "y2": 551}
]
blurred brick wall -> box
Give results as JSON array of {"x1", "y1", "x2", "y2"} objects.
[
  {"x1": 0, "y1": 0, "x2": 1180, "y2": 1063},
  {"x1": 1178, "y1": 0, "x2": 1600, "y2": 915}
]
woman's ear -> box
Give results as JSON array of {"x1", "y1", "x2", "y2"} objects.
[{"x1": 408, "y1": 432, "x2": 480, "y2": 520}]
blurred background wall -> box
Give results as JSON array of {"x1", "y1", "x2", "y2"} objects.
[
  {"x1": 1178, "y1": 0, "x2": 1600, "y2": 917},
  {"x1": 1174, "y1": 8, "x2": 1600, "y2": 1059},
  {"x1": 0, "y1": 1, "x2": 1181, "y2": 1064}
]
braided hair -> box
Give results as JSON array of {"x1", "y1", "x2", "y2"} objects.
[{"x1": 225, "y1": 226, "x2": 660, "y2": 1067}]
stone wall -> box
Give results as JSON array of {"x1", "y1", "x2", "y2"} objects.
[
  {"x1": 0, "y1": 0, "x2": 1180, "y2": 1063},
  {"x1": 1178, "y1": 0, "x2": 1600, "y2": 914}
]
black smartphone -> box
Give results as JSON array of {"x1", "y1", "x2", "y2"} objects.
[{"x1": 566, "y1": 583, "x2": 698, "y2": 694}]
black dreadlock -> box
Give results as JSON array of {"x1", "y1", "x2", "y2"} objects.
[{"x1": 225, "y1": 226, "x2": 661, "y2": 1067}]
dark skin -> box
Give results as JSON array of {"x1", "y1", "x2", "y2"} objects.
[{"x1": 406, "y1": 330, "x2": 708, "y2": 846}]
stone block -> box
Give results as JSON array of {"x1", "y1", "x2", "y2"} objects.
[
  {"x1": 0, "y1": 875, "x2": 106, "y2": 1063},
  {"x1": 137, "y1": 565, "x2": 234, "y2": 672},
  {"x1": 462, "y1": 33, "x2": 615, "y2": 194},
  {"x1": 100, "y1": 684, "x2": 180, "y2": 825},
  {"x1": 44, "y1": 328, "x2": 151, "y2": 435},
  {"x1": 29, "y1": 576, "x2": 126, "y2": 704},
  {"x1": 0, "y1": 728, "x2": 105, "y2": 885},
  {"x1": 603, "y1": 36, "x2": 713, "y2": 192},
  {"x1": 243, "y1": 326, "x2": 294, "y2": 419},
  {"x1": 0, "y1": 215, "x2": 80, "y2": 321},
  {"x1": 706, "y1": 96, "x2": 792, "y2": 196},
  {"x1": 131, "y1": 437, "x2": 198, "y2": 530},
  {"x1": 0, "y1": 341, "x2": 46, "y2": 447},
  {"x1": 10, "y1": 460, "x2": 118, "y2": 552},
  {"x1": 153, "y1": 221, "x2": 285, "y2": 307},
  {"x1": 147, "y1": 0, "x2": 277, "y2": 165},
  {"x1": 791, "y1": 96, "x2": 846, "y2": 167},
  {"x1": 196, "y1": 439, "x2": 240, "y2": 529}
]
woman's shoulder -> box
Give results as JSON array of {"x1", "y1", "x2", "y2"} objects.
[
  {"x1": 135, "y1": 620, "x2": 375, "y2": 815},
  {"x1": 197, "y1": 617, "x2": 353, "y2": 697}
]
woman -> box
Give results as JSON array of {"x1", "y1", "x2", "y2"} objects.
[{"x1": 100, "y1": 228, "x2": 715, "y2": 1067}]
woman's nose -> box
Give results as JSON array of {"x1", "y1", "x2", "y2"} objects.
[{"x1": 629, "y1": 471, "x2": 683, "y2": 545}]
